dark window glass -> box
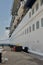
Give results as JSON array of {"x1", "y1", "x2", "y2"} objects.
[
  {"x1": 36, "y1": 21, "x2": 39, "y2": 29},
  {"x1": 32, "y1": 8, "x2": 34, "y2": 15},
  {"x1": 29, "y1": 12, "x2": 31, "y2": 18},
  {"x1": 27, "y1": 28, "x2": 28, "y2": 33},
  {"x1": 25, "y1": 29, "x2": 26, "y2": 34},
  {"x1": 41, "y1": 18, "x2": 43, "y2": 27},
  {"x1": 36, "y1": 3, "x2": 39, "y2": 11},
  {"x1": 32, "y1": 24, "x2": 35, "y2": 31},
  {"x1": 29, "y1": 26, "x2": 31, "y2": 32}
]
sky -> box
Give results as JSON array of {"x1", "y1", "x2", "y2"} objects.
[{"x1": 0, "y1": 0, "x2": 13, "y2": 41}]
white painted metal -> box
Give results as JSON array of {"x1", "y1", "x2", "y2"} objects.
[{"x1": 10, "y1": 0, "x2": 43, "y2": 59}]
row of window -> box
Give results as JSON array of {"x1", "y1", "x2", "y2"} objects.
[
  {"x1": 15, "y1": 0, "x2": 43, "y2": 37},
  {"x1": 14, "y1": 17, "x2": 43, "y2": 38},
  {"x1": 20, "y1": 18, "x2": 43, "y2": 35},
  {"x1": 29, "y1": 0, "x2": 43, "y2": 18}
]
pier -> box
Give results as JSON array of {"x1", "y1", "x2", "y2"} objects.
[{"x1": 0, "y1": 47, "x2": 43, "y2": 65}]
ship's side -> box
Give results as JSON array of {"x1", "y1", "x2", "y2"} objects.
[{"x1": 9, "y1": 0, "x2": 43, "y2": 59}]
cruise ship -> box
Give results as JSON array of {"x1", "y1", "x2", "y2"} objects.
[{"x1": 9, "y1": 0, "x2": 43, "y2": 59}]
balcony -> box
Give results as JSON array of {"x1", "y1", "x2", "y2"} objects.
[{"x1": 11, "y1": 0, "x2": 20, "y2": 16}]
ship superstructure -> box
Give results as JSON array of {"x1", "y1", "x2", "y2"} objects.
[{"x1": 9, "y1": 0, "x2": 36, "y2": 37}]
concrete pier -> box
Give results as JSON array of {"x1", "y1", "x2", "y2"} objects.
[{"x1": 0, "y1": 50, "x2": 43, "y2": 65}]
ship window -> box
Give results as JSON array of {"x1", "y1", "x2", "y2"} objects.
[
  {"x1": 36, "y1": 21, "x2": 39, "y2": 29},
  {"x1": 41, "y1": 0, "x2": 43, "y2": 5},
  {"x1": 29, "y1": 26, "x2": 31, "y2": 32},
  {"x1": 32, "y1": 8, "x2": 34, "y2": 15},
  {"x1": 27, "y1": 28, "x2": 28, "y2": 34},
  {"x1": 36, "y1": 3, "x2": 39, "y2": 11},
  {"x1": 25, "y1": 29, "x2": 26, "y2": 34},
  {"x1": 29, "y1": 12, "x2": 31, "y2": 18},
  {"x1": 41, "y1": 18, "x2": 43, "y2": 27},
  {"x1": 32, "y1": 24, "x2": 35, "y2": 31}
]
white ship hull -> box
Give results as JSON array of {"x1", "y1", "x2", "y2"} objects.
[{"x1": 10, "y1": 0, "x2": 43, "y2": 59}]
